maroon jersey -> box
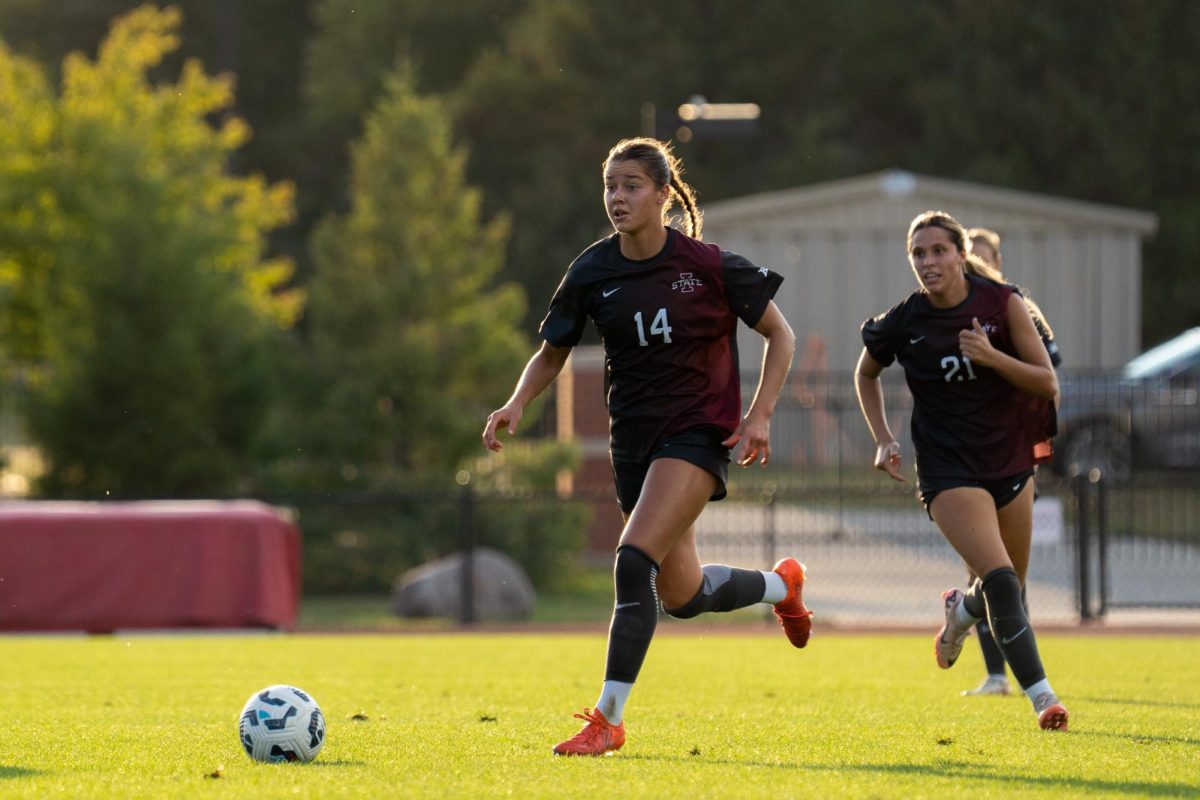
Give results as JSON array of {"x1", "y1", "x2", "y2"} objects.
[
  {"x1": 861, "y1": 275, "x2": 1055, "y2": 480},
  {"x1": 540, "y1": 228, "x2": 783, "y2": 460}
]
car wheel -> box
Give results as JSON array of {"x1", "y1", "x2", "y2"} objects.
[{"x1": 1058, "y1": 422, "x2": 1132, "y2": 482}]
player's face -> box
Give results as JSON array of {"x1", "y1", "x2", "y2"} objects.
[
  {"x1": 971, "y1": 238, "x2": 1000, "y2": 269},
  {"x1": 604, "y1": 161, "x2": 668, "y2": 236},
  {"x1": 909, "y1": 226, "x2": 966, "y2": 297}
]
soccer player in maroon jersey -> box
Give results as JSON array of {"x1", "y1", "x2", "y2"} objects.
[
  {"x1": 959, "y1": 226, "x2": 1062, "y2": 699},
  {"x1": 854, "y1": 210, "x2": 1069, "y2": 731},
  {"x1": 483, "y1": 138, "x2": 810, "y2": 756}
]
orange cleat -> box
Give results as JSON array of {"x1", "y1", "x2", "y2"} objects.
[
  {"x1": 1034, "y1": 693, "x2": 1070, "y2": 731},
  {"x1": 772, "y1": 558, "x2": 813, "y2": 648},
  {"x1": 552, "y1": 708, "x2": 626, "y2": 756}
]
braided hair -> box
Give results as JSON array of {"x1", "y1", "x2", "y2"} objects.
[{"x1": 604, "y1": 138, "x2": 703, "y2": 239}]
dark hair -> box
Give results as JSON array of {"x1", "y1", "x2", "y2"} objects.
[{"x1": 604, "y1": 138, "x2": 703, "y2": 239}]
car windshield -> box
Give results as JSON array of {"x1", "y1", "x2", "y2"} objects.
[{"x1": 1122, "y1": 327, "x2": 1200, "y2": 380}]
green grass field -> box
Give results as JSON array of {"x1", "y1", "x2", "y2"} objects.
[{"x1": 2, "y1": 632, "x2": 1197, "y2": 799}]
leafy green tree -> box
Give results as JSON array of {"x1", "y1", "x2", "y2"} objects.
[
  {"x1": 289, "y1": 66, "x2": 528, "y2": 489},
  {"x1": 8, "y1": 0, "x2": 1197, "y2": 344},
  {"x1": 0, "y1": 5, "x2": 298, "y2": 496}
]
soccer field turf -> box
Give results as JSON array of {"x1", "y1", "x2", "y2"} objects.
[{"x1": 2, "y1": 632, "x2": 1197, "y2": 798}]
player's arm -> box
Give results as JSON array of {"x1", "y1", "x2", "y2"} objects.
[
  {"x1": 724, "y1": 300, "x2": 795, "y2": 466},
  {"x1": 957, "y1": 293, "x2": 1058, "y2": 403},
  {"x1": 483, "y1": 341, "x2": 573, "y2": 451},
  {"x1": 854, "y1": 347, "x2": 907, "y2": 482}
]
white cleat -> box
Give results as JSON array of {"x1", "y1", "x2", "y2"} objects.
[
  {"x1": 934, "y1": 588, "x2": 977, "y2": 669},
  {"x1": 962, "y1": 674, "x2": 1012, "y2": 697}
]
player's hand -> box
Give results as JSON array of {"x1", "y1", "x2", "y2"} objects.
[
  {"x1": 874, "y1": 440, "x2": 907, "y2": 482},
  {"x1": 723, "y1": 415, "x2": 772, "y2": 467},
  {"x1": 482, "y1": 403, "x2": 523, "y2": 452},
  {"x1": 958, "y1": 317, "x2": 998, "y2": 367}
]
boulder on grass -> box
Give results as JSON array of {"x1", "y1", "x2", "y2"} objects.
[{"x1": 391, "y1": 547, "x2": 536, "y2": 621}]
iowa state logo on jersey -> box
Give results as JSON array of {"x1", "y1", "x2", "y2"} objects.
[{"x1": 672, "y1": 272, "x2": 703, "y2": 292}]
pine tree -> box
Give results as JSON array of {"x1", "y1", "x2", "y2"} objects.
[{"x1": 298, "y1": 67, "x2": 528, "y2": 487}]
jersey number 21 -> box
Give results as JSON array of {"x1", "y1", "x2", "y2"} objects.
[{"x1": 941, "y1": 355, "x2": 977, "y2": 382}]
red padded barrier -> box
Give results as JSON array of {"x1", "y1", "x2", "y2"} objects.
[{"x1": 0, "y1": 501, "x2": 300, "y2": 632}]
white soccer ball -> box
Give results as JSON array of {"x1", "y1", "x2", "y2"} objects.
[{"x1": 238, "y1": 684, "x2": 326, "y2": 763}]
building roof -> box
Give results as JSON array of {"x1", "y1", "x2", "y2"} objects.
[{"x1": 701, "y1": 169, "x2": 1158, "y2": 235}]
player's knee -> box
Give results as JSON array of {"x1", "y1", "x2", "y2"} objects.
[
  {"x1": 663, "y1": 564, "x2": 763, "y2": 618},
  {"x1": 981, "y1": 567, "x2": 1021, "y2": 605},
  {"x1": 981, "y1": 566, "x2": 1028, "y2": 639},
  {"x1": 664, "y1": 586, "x2": 705, "y2": 619},
  {"x1": 612, "y1": 545, "x2": 660, "y2": 626}
]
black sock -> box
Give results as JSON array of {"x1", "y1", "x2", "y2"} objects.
[
  {"x1": 664, "y1": 565, "x2": 767, "y2": 619},
  {"x1": 963, "y1": 577, "x2": 986, "y2": 618},
  {"x1": 603, "y1": 545, "x2": 660, "y2": 683},
  {"x1": 981, "y1": 567, "x2": 1046, "y2": 690},
  {"x1": 976, "y1": 619, "x2": 1008, "y2": 675}
]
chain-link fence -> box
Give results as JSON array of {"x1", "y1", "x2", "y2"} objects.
[
  {"x1": 685, "y1": 370, "x2": 1200, "y2": 624},
  {"x1": 2, "y1": 370, "x2": 1196, "y2": 626}
]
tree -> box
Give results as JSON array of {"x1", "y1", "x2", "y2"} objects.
[
  {"x1": 289, "y1": 66, "x2": 528, "y2": 488},
  {"x1": 0, "y1": 5, "x2": 299, "y2": 496}
]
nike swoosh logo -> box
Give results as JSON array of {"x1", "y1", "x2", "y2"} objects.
[
  {"x1": 909, "y1": 336, "x2": 925, "y2": 344},
  {"x1": 614, "y1": 601, "x2": 640, "y2": 610},
  {"x1": 1012, "y1": 484, "x2": 1021, "y2": 492},
  {"x1": 602, "y1": 287, "x2": 621, "y2": 297},
  {"x1": 1001, "y1": 626, "x2": 1028, "y2": 645}
]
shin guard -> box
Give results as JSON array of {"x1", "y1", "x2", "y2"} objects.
[
  {"x1": 664, "y1": 565, "x2": 767, "y2": 619},
  {"x1": 603, "y1": 545, "x2": 660, "y2": 684},
  {"x1": 981, "y1": 567, "x2": 1046, "y2": 689}
]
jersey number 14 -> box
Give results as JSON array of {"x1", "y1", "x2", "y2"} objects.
[{"x1": 634, "y1": 308, "x2": 673, "y2": 346}]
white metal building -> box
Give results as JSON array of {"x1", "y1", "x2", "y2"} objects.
[{"x1": 700, "y1": 169, "x2": 1159, "y2": 371}]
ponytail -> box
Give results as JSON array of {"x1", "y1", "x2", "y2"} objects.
[{"x1": 964, "y1": 253, "x2": 1005, "y2": 283}]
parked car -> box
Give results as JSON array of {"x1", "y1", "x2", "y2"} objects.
[{"x1": 1053, "y1": 327, "x2": 1200, "y2": 481}]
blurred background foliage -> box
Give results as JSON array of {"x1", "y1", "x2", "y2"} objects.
[{"x1": 0, "y1": 2, "x2": 1197, "y2": 573}]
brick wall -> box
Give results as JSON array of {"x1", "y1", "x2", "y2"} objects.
[{"x1": 557, "y1": 346, "x2": 622, "y2": 552}]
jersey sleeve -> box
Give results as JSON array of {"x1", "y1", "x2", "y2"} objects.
[
  {"x1": 538, "y1": 267, "x2": 590, "y2": 348},
  {"x1": 860, "y1": 302, "x2": 906, "y2": 367},
  {"x1": 720, "y1": 251, "x2": 783, "y2": 327},
  {"x1": 1013, "y1": 284, "x2": 1062, "y2": 367}
]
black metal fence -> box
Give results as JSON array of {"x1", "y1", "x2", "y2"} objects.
[
  {"x1": 687, "y1": 369, "x2": 1200, "y2": 623},
  {"x1": 314, "y1": 465, "x2": 1199, "y2": 626},
  {"x1": 438, "y1": 369, "x2": 1198, "y2": 624},
  {"x1": 1, "y1": 370, "x2": 1196, "y2": 625}
]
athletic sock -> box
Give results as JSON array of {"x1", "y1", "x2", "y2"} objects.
[
  {"x1": 1023, "y1": 677, "x2": 1055, "y2": 705},
  {"x1": 953, "y1": 596, "x2": 980, "y2": 628},
  {"x1": 663, "y1": 564, "x2": 769, "y2": 618},
  {"x1": 981, "y1": 567, "x2": 1047, "y2": 690},
  {"x1": 595, "y1": 680, "x2": 634, "y2": 725},
  {"x1": 761, "y1": 571, "x2": 787, "y2": 605},
  {"x1": 976, "y1": 619, "x2": 1008, "y2": 676},
  {"x1": 602, "y1": 545, "x2": 660, "y2": 688}
]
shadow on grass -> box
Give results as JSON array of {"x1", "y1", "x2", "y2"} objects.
[
  {"x1": 620, "y1": 755, "x2": 1200, "y2": 796},
  {"x1": 1074, "y1": 694, "x2": 1200, "y2": 711},
  {"x1": 1, "y1": 765, "x2": 40, "y2": 779},
  {"x1": 1070, "y1": 730, "x2": 1200, "y2": 747}
]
